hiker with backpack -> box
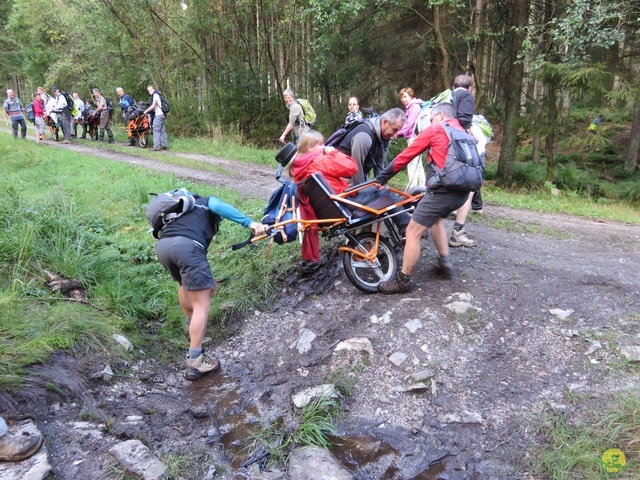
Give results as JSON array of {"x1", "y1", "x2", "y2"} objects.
[
  {"x1": 51, "y1": 86, "x2": 73, "y2": 144},
  {"x1": 32, "y1": 93, "x2": 46, "y2": 143},
  {"x1": 3, "y1": 89, "x2": 27, "y2": 140},
  {"x1": 397, "y1": 87, "x2": 426, "y2": 190},
  {"x1": 333, "y1": 108, "x2": 406, "y2": 185},
  {"x1": 448, "y1": 74, "x2": 483, "y2": 248},
  {"x1": 375, "y1": 103, "x2": 481, "y2": 294},
  {"x1": 143, "y1": 85, "x2": 169, "y2": 151},
  {"x1": 149, "y1": 189, "x2": 268, "y2": 381},
  {"x1": 278, "y1": 88, "x2": 311, "y2": 144},
  {"x1": 92, "y1": 88, "x2": 114, "y2": 143}
]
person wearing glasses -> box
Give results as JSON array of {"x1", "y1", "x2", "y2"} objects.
[
  {"x1": 333, "y1": 108, "x2": 406, "y2": 185},
  {"x1": 374, "y1": 102, "x2": 472, "y2": 294},
  {"x1": 344, "y1": 96, "x2": 363, "y2": 126}
]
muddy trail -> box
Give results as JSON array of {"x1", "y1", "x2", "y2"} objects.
[{"x1": 3, "y1": 138, "x2": 640, "y2": 479}]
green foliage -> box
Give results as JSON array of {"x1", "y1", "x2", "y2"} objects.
[
  {"x1": 532, "y1": 393, "x2": 640, "y2": 479},
  {"x1": 0, "y1": 135, "x2": 291, "y2": 388},
  {"x1": 247, "y1": 397, "x2": 341, "y2": 468}
]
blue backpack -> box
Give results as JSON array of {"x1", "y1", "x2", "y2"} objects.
[{"x1": 261, "y1": 181, "x2": 298, "y2": 244}]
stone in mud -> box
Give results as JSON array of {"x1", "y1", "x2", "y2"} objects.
[
  {"x1": 288, "y1": 445, "x2": 354, "y2": 480},
  {"x1": 109, "y1": 439, "x2": 168, "y2": 480}
]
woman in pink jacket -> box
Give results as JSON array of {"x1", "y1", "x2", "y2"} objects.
[{"x1": 397, "y1": 87, "x2": 425, "y2": 190}]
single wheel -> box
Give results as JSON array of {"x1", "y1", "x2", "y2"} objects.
[
  {"x1": 342, "y1": 232, "x2": 398, "y2": 294},
  {"x1": 52, "y1": 128, "x2": 59, "y2": 141},
  {"x1": 138, "y1": 132, "x2": 148, "y2": 148},
  {"x1": 91, "y1": 126, "x2": 98, "y2": 141}
]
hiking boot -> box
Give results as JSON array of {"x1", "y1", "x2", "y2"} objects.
[
  {"x1": 378, "y1": 272, "x2": 411, "y2": 294},
  {"x1": 437, "y1": 257, "x2": 454, "y2": 279},
  {"x1": 449, "y1": 228, "x2": 477, "y2": 247},
  {"x1": 107, "y1": 138, "x2": 114, "y2": 144},
  {"x1": 61, "y1": 140, "x2": 72, "y2": 144},
  {"x1": 0, "y1": 430, "x2": 44, "y2": 462},
  {"x1": 185, "y1": 350, "x2": 220, "y2": 381},
  {"x1": 152, "y1": 147, "x2": 162, "y2": 151},
  {"x1": 471, "y1": 208, "x2": 483, "y2": 214}
]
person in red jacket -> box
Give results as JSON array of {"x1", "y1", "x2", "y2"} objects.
[
  {"x1": 375, "y1": 103, "x2": 471, "y2": 294},
  {"x1": 290, "y1": 130, "x2": 358, "y2": 262}
]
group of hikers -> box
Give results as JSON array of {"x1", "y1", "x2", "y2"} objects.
[
  {"x1": 2, "y1": 84, "x2": 169, "y2": 150},
  {"x1": 148, "y1": 74, "x2": 489, "y2": 382}
]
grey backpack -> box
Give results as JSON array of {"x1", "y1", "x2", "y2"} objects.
[{"x1": 146, "y1": 189, "x2": 199, "y2": 239}]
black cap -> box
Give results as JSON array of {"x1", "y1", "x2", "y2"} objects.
[{"x1": 51, "y1": 86, "x2": 59, "y2": 92}]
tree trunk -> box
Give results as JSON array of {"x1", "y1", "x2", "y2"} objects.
[
  {"x1": 626, "y1": 98, "x2": 640, "y2": 173},
  {"x1": 545, "y1": 81, "x2": 558, "y2": 181},
  {"x1": 497, "y1": 0, "x2": 529, "y2": 184},
  {"x1": 532, "y1": 78, "x2": 543, "y2": 164},
  {"x1": 433, "y1": 5, "x2": 449, "y2": 91}
]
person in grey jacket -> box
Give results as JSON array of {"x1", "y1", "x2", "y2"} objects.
[{"x1": 334, "y1": 108, "x2": 406, "y2": 185}]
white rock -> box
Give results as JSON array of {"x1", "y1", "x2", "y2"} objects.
[
  {"x1": 370, "y1": 311, "x2": 393, "y2": 324},
  {"x1": 620, "y1": 346, "x2": 640, "y2": 362},
  {"x1": 584, "y1": 341, "x2": 602, "y2": 356},
  {"x1": 292, "y1": 384, "x2": 338, "y2": 409},
  {"x1": 549, "y1": 308, "x2": 575, "y2": 320},
  {"x1": 445, "y1": 292, "x2": 473, "y2": 302},
  {"x1": 445, "y1": 301, "x2": 481, "y2": 315},
  {"x1": 294, "y1": 329, "x2": 316, "y2": 354},
  {"x1": 288, "y1": 446, "x2": 353, "y2": 479},
  {"x1": 109, "y1": 439, "x2": 168, "y2": 480},
  {"x1": 113, "y1": 334, "x2": 133, "y2": 351},
  {"x1": 388, "y1": 352, "x2": 408, "y2": 366},
  {"x1": 334, "y1": 338, "x2": 373, "y2": 356},
  {"x1": 394, "y1": 382, "x2": 430, "y2": 393},
  {"x1": 438, "y1": 410, "x2": 483, "y2": 424},
  {"x1": 406, "y1": 369, "x2": 436, "y2": 382},
  {"x1": 404, "y1": 319, "x2": 423, "y2": 333}
]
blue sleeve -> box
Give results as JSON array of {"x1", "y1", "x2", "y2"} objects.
[{"x1": 207, "y1": 196, "x2": 253, "y2": 227}]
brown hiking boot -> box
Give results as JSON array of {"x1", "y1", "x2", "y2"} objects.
[
  {"x1": 0, "y1": 430, "x2": 44, "y2": 462},
  {"x1": 378, "y1": 272, "x2": 411, "y2": 294},
  {"x1": 185, "y1": 350, "x2": 220, "y2": 381}
]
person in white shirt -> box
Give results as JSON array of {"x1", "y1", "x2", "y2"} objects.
[{"x1": 143, "y1": 85, "x2": 168, "y2": 151}]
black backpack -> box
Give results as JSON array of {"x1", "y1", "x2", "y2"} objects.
[
  {"x1": 158, "y1": 93, "x2": 170, "y2": 114},
  {"x1": 104, "y1": 97, "x2": 115, "y2": 115},
  {"x1": 61, "y1": 92, "x2": 77, "y2": 115},
  {"x1": 325, "y1": 119, "x2": 369, "y2": 148},
  {"x1": 25, "y1": 103, "x2": 35, "y2": 124},
  {"x1": 426, "y1": 122, "x2": 483, "y2": 192}
]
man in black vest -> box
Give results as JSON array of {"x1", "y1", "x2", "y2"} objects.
[{"x1": 335, "y1": 108, "x2": 406, "y2": 185}]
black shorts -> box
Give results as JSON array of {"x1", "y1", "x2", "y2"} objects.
[
  {"x1": 411, "y1": 189, "x2": 470, "y2": 228},
  {"x1": 156, "y1": 236, "x2": 215, "y2": 291}
]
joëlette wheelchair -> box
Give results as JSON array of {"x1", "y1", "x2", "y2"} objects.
[{"x1": 233, "y1": 144, "x2": 424, "y2": 293}]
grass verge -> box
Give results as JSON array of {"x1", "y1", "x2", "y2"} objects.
[
  {"x1": 533, "y1": 393, "x2": 640, "y2": 479},
  {"x1": 0, "y1": 134, "x2": 298, "y2": 388}
]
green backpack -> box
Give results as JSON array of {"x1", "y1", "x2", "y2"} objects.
[{"x1": 296, "y1": 99, "x2": 316, "y2": 126}]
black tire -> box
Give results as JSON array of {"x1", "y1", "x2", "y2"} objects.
[
  {"x1": 53, "y1": 128, "x2": 59, "y2": 141},
  {"x1": 138, "y1": 132, "x2": 148, "y2": 148},
  {"x1": 342, "y1": 232, "x2": 398, "y2": 294},
  {"x1": 91, "y1": 126, "x2": 98, "y2": 141}
]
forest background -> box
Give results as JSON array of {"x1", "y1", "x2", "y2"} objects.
[{"x1": 1, "y1": 0, "x2": 640, "y2": 194}]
